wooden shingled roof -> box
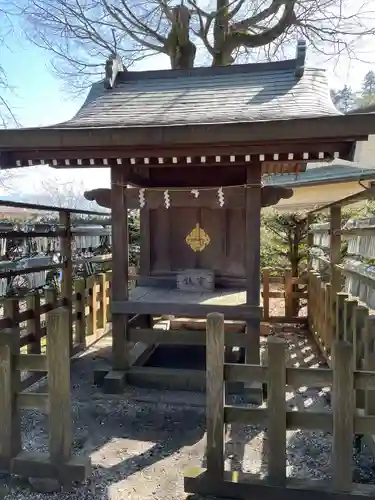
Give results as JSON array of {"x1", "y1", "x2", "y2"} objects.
[
  {"x1": 1, "y1": 42, "x2": 375, "y2": 174},
  {"x1": 55, "y1": 52, "x2": 336, "y2": 129}
]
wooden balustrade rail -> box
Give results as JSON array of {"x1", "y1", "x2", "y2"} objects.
[
  {"x1": 0, "y1": 307, "x2": 91, "y2": 482},
  {"x1": 262, "y1": 267, "x2": 308, "y2": 323},
  {"x1": 0, "y1": 269, "x2": 122, "y2": 389},
  {"x1": 184, "y1": 312, "x2": 375, "y2": 500}
]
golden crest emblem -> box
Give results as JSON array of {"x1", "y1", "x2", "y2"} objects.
[{"x1": 185, "y1": 223, "x2": 210, "y2": 252}]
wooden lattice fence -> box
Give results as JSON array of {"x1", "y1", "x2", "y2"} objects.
[{"x1": 311, "y1": 217, "x2": 375, "y2": 309}]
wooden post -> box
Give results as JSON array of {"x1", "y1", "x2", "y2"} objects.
[
  {"x1": 59, "y1": 211, "x2": 73, "y2": 354},
  {"x1": 284, "y1": 269, "x2": 293, "y2": 318},
  {"x1": 344, "y1": 298, "x2": 358, "y2": 343},
  {"x1": 111, "y1": 166, "x2": 130, "y2": 371},
  {"x1": 330, "y1": 206, "x2": 341, "y2": 341},
  {"x1": 47, "y1": 307, "x2": 72, "y2": 463},
  {"x1": 106, "y1": 270, "x2": 112, "y2": 323},
  {"x1": 97, "y1": 273, "x2": 107, "y2": 329},
  {"x1": 262, "y1": 268, "x2": 270, "y2": 321},
  {"x1": 140, "y1": 168, "x2": 151, "y2": 277},
  {"x1": 307, "y1": 214, "x2": 314, "y2": 271},
  {"x1": 353, "y1": 304, "x2": 369, "y2": 409},
  {"x1": 0, "y1": 328, "x2": 21, "y2": 471},
  {"x1": 332, "y1": 340, "x2": 354, "y2": 492},
  {"x1": 364, "y1": 316, "x2": 375, "y2": 416},
  {"x1": 335, "y1": 292, "x2": 348, "y2": 341},
  {"x1": 267, "y1": 337, "x2": 286, "y2": 485},
  {"x1": 325, "y1": 282, "x2": 333, "y2": 352},
  {"x1": 206, "y1": 312, "x2": 225, "y2": 478},
  {"x1": 88, "y1": 275, "x2": 98, "y2": 338},
  {"x1": 330, "y1": 205, "x2": 341, "y2": 294},
  {"x1": 321, "y1": 282, "x2": 328, "y2": 348},
  {"x1": 26, "y1": 292, "x2": 42, "y2": 354},
  {"x1": 74, "y1": 278, "x2": 86, "y2": 347},
  {"x1": 45, "y1": 286, "x2": 57, "y2": 310},
  {"x1": 245, "y1": 164, "x2": 261, "y2": 364},
  {"x1": 307, "y1": 271, "x2": 314, "y2": 332}
]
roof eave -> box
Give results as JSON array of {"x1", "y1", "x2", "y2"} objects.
[
  {"x1": 268, "y1": 171, "x2": 375, "y2": 188},
  {"x1": 0, "y1": 114, "x2": 373, "y2": 155}
]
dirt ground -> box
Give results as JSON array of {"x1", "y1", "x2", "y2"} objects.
[{"x1": 1, "y1": 294, "x2": 375, "y2": 499}]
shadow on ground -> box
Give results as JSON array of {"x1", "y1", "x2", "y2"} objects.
[{"x1": 1, "y1": 326, "x2": 375, "y2": 499}]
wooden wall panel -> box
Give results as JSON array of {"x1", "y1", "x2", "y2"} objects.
[
  {"x1": 150, "y1": 208, "x2": 171, "y2": 273},
  {"x1": 169, "y1": 208, "x2": 199, "y2": 271},
  {"x1": 149, "y1": 206, "x2": 246, "y2": 279}
]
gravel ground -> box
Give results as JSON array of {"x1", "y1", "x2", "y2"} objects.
[{"x1": 1, "y1": 295, "x2": 375, "y2": 499}]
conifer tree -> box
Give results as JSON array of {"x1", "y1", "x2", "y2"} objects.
[
  {"x1": 331, "y1": 85, "x2": 356, "y2": 113},
  {"x1": 357, "y1": 70, "x2": 375, "y2": 107}
]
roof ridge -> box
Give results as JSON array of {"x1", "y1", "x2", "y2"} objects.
[
  {"x1": 115, "y1": 40, "x2": 307, "y2": 84},
  {"x1": 116, "y1": 59, "x2": 296, "y2": 83}
]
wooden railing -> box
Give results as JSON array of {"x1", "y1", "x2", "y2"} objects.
[
  {"x1": 184, "y1": 312, "x2": 375, "y2": 498},
  {"x1": 262, "y1": 267, "x2": 308, "y2": 322},
  {"x1": 0, "y1": 270, "x2": 113, "y2": 389},
  {"x1": 308, "y1": 270, "x2": 371, "y2": 369},
  {"x1": 0, "y1": 307, "x2": 91, "y2": 482},
  {"x1": 307, "y1": 192, "x2": 375, "y2": 366}
]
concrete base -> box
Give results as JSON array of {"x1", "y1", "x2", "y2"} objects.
[
  {"x1": 93, "y1": 320, "x2": 257, "y2": 397},
  {"x1": 102, "y1": 370, "x2": 126, "y2": 394},
  {"x1": 184, "y1": 467, "x2": 372, "y2": 500},
  {"x1": 93, "y1": 340, "x2": 156, "y2": 394},
  {"x1": 12, "y1": 451, "x2": 91, "y2": 484},
  {"x1": 243, "y1": 382, "x2": 264, "y2": 405}
]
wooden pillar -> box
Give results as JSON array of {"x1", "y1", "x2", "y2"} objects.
[
  {"x1": 330, "y1": 205, "x2": 342, "y2": 344},
  {"x1": 59, "y1": 211, "x2": 73, "y2": 354},
  {"x1": 267, "y1": 337, "x2": 286, "y2": 485},
  {"x1": 110, "y1": 166, "x2": 129, "y2": 372},
  {"x1": 0, "y1": 303, "x2": 21, "y2": 471},
  {"x1": 206, "y1": 313, "x2": 225, "y2": 478},
  {"x1": 139, "y1": 167, "x2": 151, "y2": 277},
  {"x1": 307, "y1": 214, "x2": 314, "y2": 271},
  {"x1": 47, "y1": 307, "x2": 72, "y2": 463},
  {"x1": 26, "y1": 292, "x2": 41, "y2": 354},
  {"x1": 330, "y1": 205, "x2": 342, "y2": 295},
  {"x1": 332, "y1": 340, "x2": 354, "y2": 492},
  {"x1": 74, "y1": 277, "x2": 86, "y2": 347},
  {"x1": 245, "y1": 164, "x2": 261, "y2": 364}
]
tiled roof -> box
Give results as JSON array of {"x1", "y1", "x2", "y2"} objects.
[
  {"x1": 264, "y1": 160, "x2": 375, "y2": 187},
  {"x1": 54, "y1": 59, "x2": 341, "y2": 129}
]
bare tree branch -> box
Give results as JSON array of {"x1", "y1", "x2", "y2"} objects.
[
  {"x1": 0, "y1": 0, "x2": 19, "y2": 127},
  {"x1": 14, "y1": 0, "x2": 375, "y2": 90}
]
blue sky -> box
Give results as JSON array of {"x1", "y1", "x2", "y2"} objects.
[{"x1": 2, "y1": 28, "x2": 375, "y2": 204}]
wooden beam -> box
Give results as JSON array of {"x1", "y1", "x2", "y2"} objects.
[
  {"x1": 112, "y1": 301, "x2": 261, "y2": 319},
  {"x1": 127, "y1": 366, "x2": 205, "y2": 391},
  {"x1": 15, "y1": 354, "x2": 47, "y2": 372},
  {"x1": 128, "y1": 328, "x2": 248, "y2": 346},
  {"x1": 17, "y1": 393, "x2": 49, "y2": 412},
  {"x1": 84, "y1": 186, "x2": 294, "y2": 210},
  {"x1": 128, "y1": 168, "x2": 152, "y2": 187}
]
